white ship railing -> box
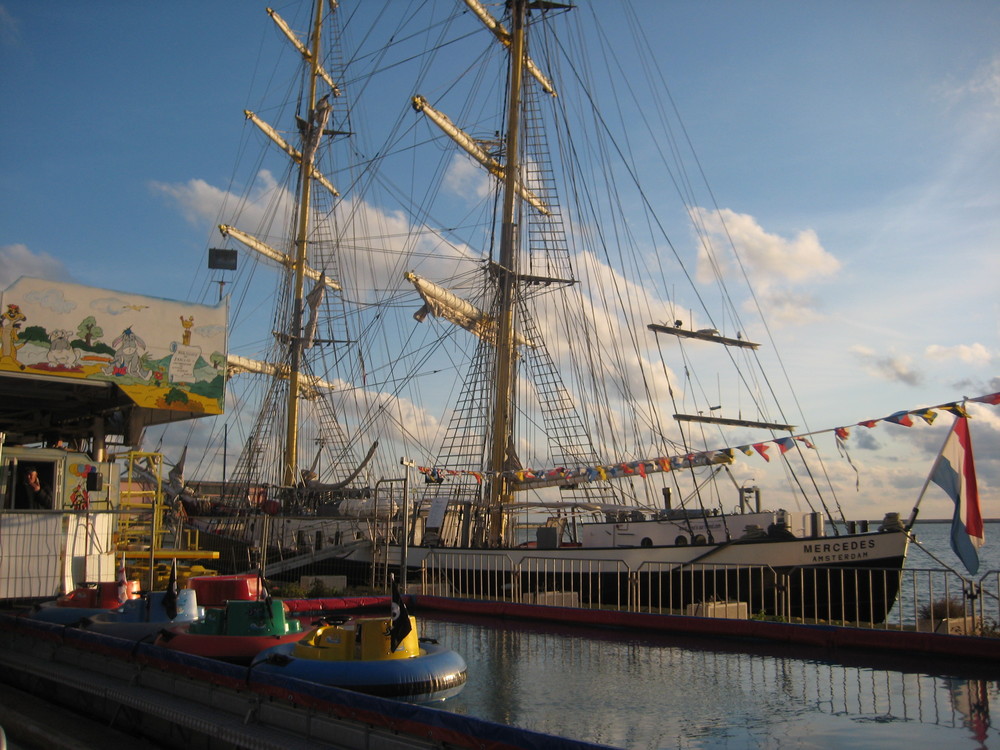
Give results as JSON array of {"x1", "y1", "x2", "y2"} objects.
[{"x1": 417, "y1": 549, "x2": 1000, "y2": 635}]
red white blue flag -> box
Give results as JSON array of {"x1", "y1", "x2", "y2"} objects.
[{"x1": 930, "y1": 417, "x2": 984, "y2": 574}]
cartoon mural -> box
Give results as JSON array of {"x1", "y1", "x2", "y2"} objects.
[{"x1": 0, "y1": 277, "x2": 227, "y2": 416}]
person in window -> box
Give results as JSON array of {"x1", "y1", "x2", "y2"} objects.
[{"x1": 22, "y1": 467, "x2": 52, "y2": 509}]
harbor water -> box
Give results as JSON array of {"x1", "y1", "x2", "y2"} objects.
[
  {"x1": 413, "y1": 521, "x2": 1000, "y2": 749},
  {"x1": 421, "y1": 615, "x2": 996, "y2": 749}
]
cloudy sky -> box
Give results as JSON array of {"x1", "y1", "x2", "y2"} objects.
[{"x1": 1, "y1": 1, "x2": 998, "y2": 525}]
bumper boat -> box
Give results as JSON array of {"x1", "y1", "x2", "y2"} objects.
[
  {"x1": 254, "y1": 615, "x2": 467, "y2": 703},
  {"x1": 28, "y1": 581, "x2": 141, "y2": 625},
  {"x1": 156, "y1": 598, "x2": 305, "y2": 664},
  {"x1": 81, "y1": 589, "x2": 202, "y2": 640}
]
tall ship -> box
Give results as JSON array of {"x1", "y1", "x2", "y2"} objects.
[{"x1": 176, "y1": 0, "x2": 919, "y2": 621}]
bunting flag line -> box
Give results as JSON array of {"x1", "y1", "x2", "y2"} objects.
[
  {"x1": 409, "y1": 391, "x2": 998, "y2": 491},
  {"x1": 929, "y1": 417, "x2": 984, "y2": 575}
]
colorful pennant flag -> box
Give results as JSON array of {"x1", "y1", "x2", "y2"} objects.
[
  {"x1": 884, "y1": 411, "x2": 914, "y2": 427},
  {"x1": 939, "y1": 403, "x2": 969, "y2": 418},
  {"x1": 753, "y1": 443, "x2": 771, "y2": 462},
  {"x1": 835, "y1": 429, "x2": 861, "y2": 491},
  {"x1": 774, "y1": 437, "x2": 794, "y2": 454}
]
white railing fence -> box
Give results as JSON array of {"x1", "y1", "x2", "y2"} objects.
[{"x1": 417, "y1": 550, "x2": 1000, "y2": 635}]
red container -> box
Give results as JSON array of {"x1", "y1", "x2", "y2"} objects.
[{"x1": 187, "y1": 573, "x2": 261, "y2": 606}]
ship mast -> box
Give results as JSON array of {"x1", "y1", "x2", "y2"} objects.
[
  {"x1": 484, "y1": 0, "x2": 529, "y2": 547},
  {"x1": 284, "y1": 0, "x2": 330, "y2": 487}
]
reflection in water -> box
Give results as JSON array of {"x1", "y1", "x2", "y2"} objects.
[{"x1": 419, "y1": 615, "x2": 998, "y2": 749}]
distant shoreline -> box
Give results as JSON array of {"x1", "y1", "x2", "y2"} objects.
[
  {"x1": 887, "y1": 518, "x2": 997, "y2": 524},
  {"x1": 833, "y1": 519, "x2": 998, "y2": 525}
]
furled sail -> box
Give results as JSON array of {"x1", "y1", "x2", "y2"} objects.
[
  {"x1": 405, "y1": 272, "x2": 534, "y2": 348},
  {"x1": 225, "y1": 354, "x2": 337, "y2": 399},
  {"x1": 411, "y1": 96, "x2": 549, "y2": 216},
  {"x1": 218, "y1": 225, "x2": 341, "y2": 291}
]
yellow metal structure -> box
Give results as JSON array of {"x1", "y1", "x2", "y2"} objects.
[
  {"x1": 116, "y1": 451, "x2": 166, "y2": 552},
  {"x1": 115, "y1": 451, "x2": 217, "y2": 589}
]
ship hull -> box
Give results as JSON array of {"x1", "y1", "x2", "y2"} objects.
[{"x1": 350, "y1": 530, "x2": 910, "y2": 624}]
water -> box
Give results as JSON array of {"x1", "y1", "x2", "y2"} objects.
[
  {"x1": 906, "y1": 521, "x2": 1000, "y2": 574},
  {"x1": 410, "y1": 521, "x2": 1000, "y2": 749},
  {"x1": 418, "y1": 615, "x2": 997, "y2": 749}
]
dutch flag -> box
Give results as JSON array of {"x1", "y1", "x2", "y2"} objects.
[{"x1": 930, "y1": 417, "x2": 984, "y2": 575}]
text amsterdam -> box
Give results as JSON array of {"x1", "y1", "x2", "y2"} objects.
[{"x1": 802, "y1": 538, "x2": 874, "y2": 563}]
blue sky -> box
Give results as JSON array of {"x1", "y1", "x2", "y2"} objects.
[{"x1": 1, "y1": 1, "x2": 999, "y2": 524}]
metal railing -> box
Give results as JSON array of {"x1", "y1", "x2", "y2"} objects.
[
  {"x1": 416, "y1": 549, "x2": 1000, "y2": 635},
  {"x1": 4, "y1": 509, "x2": 997, "y2": 637}
]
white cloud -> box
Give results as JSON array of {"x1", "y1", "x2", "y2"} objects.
[
  {"x1": 24, "y1": 287, "x2": 75, "y2": 315},
  {"x1": 90, "y1": 297, "x2": 132, "y2": 316},
  {"x1": 0, "y1": 244, "x2": 67, "y2": 288},
  {"x1": 443, "y1": 155, "x2": 492, "y2": 203},
  {"x1": 757, "y1": 289, "x2": 824, "y2": 326},
  {"x1": 690, "y1": 207, "x2": 841, "y2": 287},
  {"x1": 150, "y1": 170, "x2": 288, "y2": 229},
  {"x1": 941, "y1": 54, "x2": 1000, "y2": 116},
  {"x1": 925, "y1": 342, "x2": 992, "y2": 366},
  {"x1": 851, "y1": 345, "x2": 923, "y2": 386}
]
